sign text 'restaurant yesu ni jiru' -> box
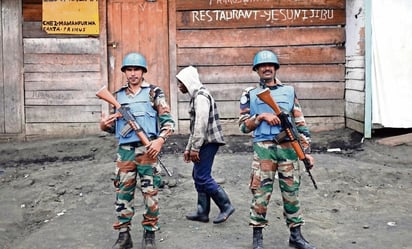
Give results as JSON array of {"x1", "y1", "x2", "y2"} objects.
[{"x1": 191, "y1": 9, "x2": 334, "y2": 23}]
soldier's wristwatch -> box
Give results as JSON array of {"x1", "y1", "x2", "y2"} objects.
[{"x1": 159, "y1": 134, "x2": 167, "y2": 142}]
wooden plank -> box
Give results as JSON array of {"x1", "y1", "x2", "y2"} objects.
[
  {"x1": 169, "y1": 0, "x2": 179, "y2": 131},
  {"x1": 25, "y1": 90, "x2": 101, "y2": 106},
  {"x1": 24, "y1": 53, "x2": 100, "y2": 65},
  {"x1": 25, "y1": 105, "x2": 100, "y2": 123},
  {"x1": 272, "y1": 64, "x2": 346, "y2": 82},
  {"x1": 2, "y1": 0, "x2": 24, "y2": 133},
  {"x1": 346, "y1": 89, "x2": 364, "y2": 104},
  {"x1": 0, "y1": 134, "x2": 25, "y2": 142},
  {"x1": 191, "y1": 65, "x2": 345, "y2": 83},
  {"x1": 176, "y1": 0, "x2": 346, "y2": 10},
  {"x1": 24, "y1": 38, "x2": 100, "y2": 54},
  {"x1": 291, "y1": 82, "x2": 345, "y2": 100},
  {"x1": 177, "y1": 47, "x2": 345, "y2": 66},
  {"x1": 346, "y1": 79, "x2": 364, "y2": 91},
  {"x1": 97, "y1": 0, "x2": 109, "y2": 110},
  {"x1": 24, "y1": 72, "x2": 102, "y2": 94},
  {"x1": 0, "y1": 0, "x2": 4, "y2": 133},
  {"x1": 25, "y1": 63, "x2": 100, "y2": 73},
  {"x1": 300, "y1": 99, "x2": 345, "y2": 117},
  {"x1": 177, "y1": 9, "x2": 345, "y2": 29},
  {"x1": 346, "y1": 67, "x2": 365, "y2": 80},
  {"x1": 177, "y1": 82, "x2": 344, "y2": 101},
  {"x1": 376, "y1": 133, "x2": 412, "y2": 146},
  {"x1": 346, "y1": 118, "x2": 364, "y2": 134},
  {"x1": 346, "y1": 102, "x2": 364, "y2": 122},
  {"x1": 25, "y1": 123, "x2": 101, "y2": 139},
  {"x1": 306, "y1": 116, "x2": 345, "y2": 132},
  {"x1": 23, "y1": 3, "x2": 42, "y2": 21},
  {"x1": 107, "y1": 1, "x2": 123, "y2": 93},
  {"x1": 25, "y1": 76, "x2": 101, "y2": 91},
  {"x1": 25, "y1": 72, "x2": 101, "y2": 82},
  {"x1": 177, "y1": 27, "x2": 345, "y2": 48},
  {"x1": 346, "y1": 55, "x2": 364, "y2": 68}
]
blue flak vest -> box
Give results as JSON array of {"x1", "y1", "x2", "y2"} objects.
[
  {"x1": 249, "y1": 85, "x2": 295, "y2": 142},
  {"x1": 115, "y1": 87, "x2": 158, "y2": 145}
]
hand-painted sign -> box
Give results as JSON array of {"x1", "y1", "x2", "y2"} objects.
[{"x1": 42, "y1": 0, "x2": 99, "y2": 35}]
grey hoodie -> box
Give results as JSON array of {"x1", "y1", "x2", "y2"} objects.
[{"x1": 176, "y1": 66, "x2": 225, "y2": 151}]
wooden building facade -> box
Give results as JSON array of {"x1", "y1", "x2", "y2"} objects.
[{"x1": 1, "y1": 0, "x2": 366, "y2": 141}]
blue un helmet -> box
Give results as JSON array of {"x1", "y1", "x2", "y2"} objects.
[
  {"x1": 252, "y1": 50, "x2": 280, "y2": 71},
  {"x1": 121, "y1": 52, "x2": 148, "y2": 73}
]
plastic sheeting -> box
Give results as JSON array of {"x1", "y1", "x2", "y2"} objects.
[{"x1": 371, "y1": 0, "x2": 412, "y2": 128}]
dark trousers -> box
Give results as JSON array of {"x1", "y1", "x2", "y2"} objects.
[{"x1": 192, "y1": 143, "x2": 220, "y2": 194}]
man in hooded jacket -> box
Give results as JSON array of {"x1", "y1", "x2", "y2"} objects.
[{"x1": 176, "y1": 66, "x2": 235, "y2": 224}]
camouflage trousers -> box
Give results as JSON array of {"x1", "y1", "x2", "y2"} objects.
[
  {"x1": 112, "y1": 145, "x2": 162, "y2": 232},
  {"x1": 249, "y1": 141, "x2": 304, "y2": 228}
]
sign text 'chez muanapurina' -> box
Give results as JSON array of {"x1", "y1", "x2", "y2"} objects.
[{"x1": 42, "y1": 0, "x2": 99, "y2": 35}]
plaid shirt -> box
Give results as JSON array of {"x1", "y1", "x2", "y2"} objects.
[{"x1": 186, "y1": 87, "x2": 225, "y2": 151}]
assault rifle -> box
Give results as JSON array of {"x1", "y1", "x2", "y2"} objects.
[
  {"x1": 256, "y1": 88, "x2": 318, "y2": 189},
  {"x1": 96, "y1": 86, "x2": 173, "y2": 177}
]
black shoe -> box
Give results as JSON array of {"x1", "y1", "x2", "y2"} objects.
[
  {"x1": 210, "y1": 186, "x2": 235, "y2": 224},
  {"x1": 142, "y1": 230, "x2": 156, "y2": 249},
  {"x1": 186, "y1": 192, "x2": 210, "y2": 222},
  {"x1": 253, "y1": 227, "x2": 264, "y2": 249},
  {"x1": 112, "y1": 230, "x2": 133, "y2": 249},
  {"x1": 289, "y1": 226, "x2": 317, "y2": 249}
]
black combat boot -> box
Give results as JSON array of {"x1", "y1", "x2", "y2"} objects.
[
  {"x1": 252, "y1": 227, "x2": 264, "y2": 249},
  {"x1": 210, "y1": 186, "x2": 235, "y2": 224},
  {"x1": 142, "y1": 230, "x2": 156, "y2": 249},
  {"x1": 289, "y1": 226, "x2": 317, "y2": 249},
  {"x1": 112, "y1": 230, "x2": 133, "y2": 249},
  {"x1": 186, "y1": 192, "x2": 210, "y2": 222}
]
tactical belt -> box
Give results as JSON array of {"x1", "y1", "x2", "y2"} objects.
[{"x1": 120, "y1": 136, "x2": 157, "y2": 150}]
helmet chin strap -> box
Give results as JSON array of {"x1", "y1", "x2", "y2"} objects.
[
  {"x1": 260, "y1": 78, "x2": 273, "y2": 83},
  {"x1": 259, "y1": 75, "x2": 276, "y2": 87}
]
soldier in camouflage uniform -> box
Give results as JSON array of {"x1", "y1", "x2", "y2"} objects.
[
  {"x1": 238, "y1": 50, "x2": 317, "y2": 249},
  {"x1": 100, "y1": 52, "x2": 175, "y2": 249}
]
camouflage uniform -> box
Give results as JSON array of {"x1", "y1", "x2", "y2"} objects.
[
  {"x1": 249, "y1": 141, "x2": 303, "y2": 227},
  {"x1": 238, "y1": 80, "x2": 311, "y2": 229},
  {"x1": 111, "y1": 81, "x2": 175, "y2": 232},
  {"x1": 113, "y1": 145, "x2": 162, "y2": 231}
]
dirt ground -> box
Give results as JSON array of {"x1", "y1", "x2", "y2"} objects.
[{"x1": 0, "y1": 128, "x2": 411, "y2": 249}]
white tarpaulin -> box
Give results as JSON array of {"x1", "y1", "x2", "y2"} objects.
[{"x1": 371, "y1": 0, "x2": 412, "y2": 128}]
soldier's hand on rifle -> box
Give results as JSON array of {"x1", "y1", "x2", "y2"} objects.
[
  {"x1": 100, "y1": 112, "x2": 117, "y2": 131},
  {"x1": 305, "y1": 154, "x2": 315, "y2": 169},
  {"x1": 146, "y1": 138, "x2": 164, "y2": 159},
  {"x1": 258, "y1": 113, "x2": 281, "y2": 126}
]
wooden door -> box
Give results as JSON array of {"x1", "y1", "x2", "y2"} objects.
[{"x1": 107, "y1": 0, "x2": 169, "y2": 98}]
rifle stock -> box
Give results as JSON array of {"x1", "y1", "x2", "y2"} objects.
[
  {"x1": 96, "y1": 86, "x2": 121, "y2": 109},
  {"x1": 256, "y1": 88, "x2": 318, "y2": 189}
]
